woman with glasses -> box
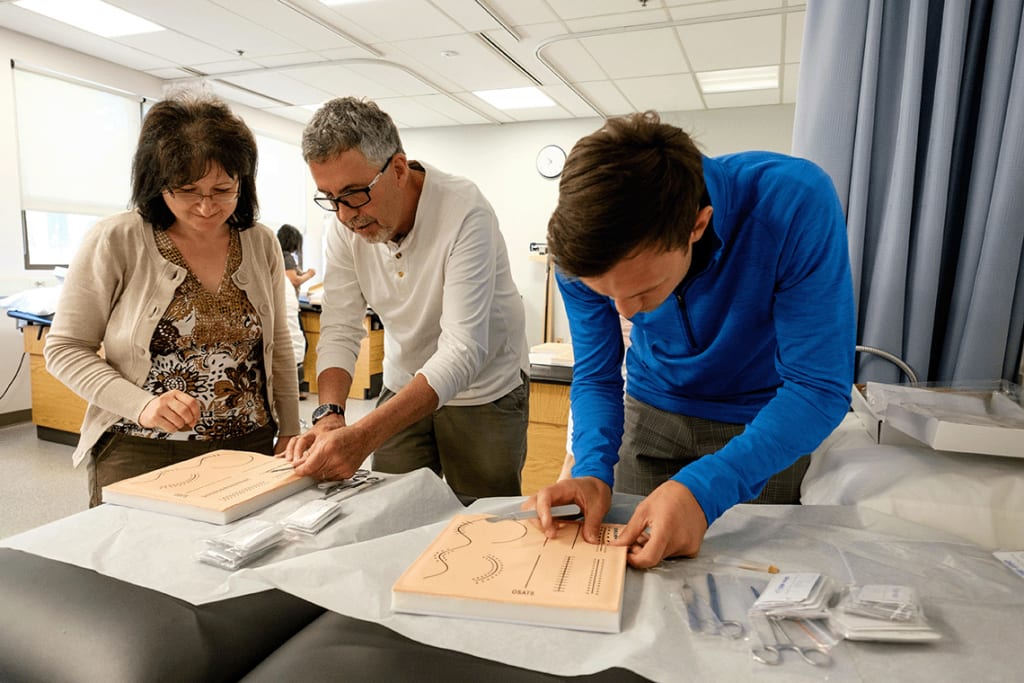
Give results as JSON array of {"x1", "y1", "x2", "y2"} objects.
[{"x1": 44, "y1": 91, "x2": 300, "y2": 506}]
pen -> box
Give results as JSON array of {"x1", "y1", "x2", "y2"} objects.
[{"x1": 712, "y1": 554, "x2": 779, "y2": 574}]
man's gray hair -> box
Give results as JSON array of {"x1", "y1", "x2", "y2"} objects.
[{"x1": 301, "y1": 97, "x2": 403, "y2": 165}]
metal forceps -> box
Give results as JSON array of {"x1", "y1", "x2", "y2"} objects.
[
  {"x1": 317, "y1": 469, "x2": 381, "y2": 498},
  {"x1": 706, "y1": 573, "x2": 744, "y2": 638},
  {"x1": 749, "y1": 589, "x2": 832, "y2": 667}
]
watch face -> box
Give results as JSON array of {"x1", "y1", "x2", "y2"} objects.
[
  {"x1": 312, "y1": 403, "x2": 344, "y2": 423},
  {"x1": 536, "y1": 144, "x2": 566, "y2": 178}
]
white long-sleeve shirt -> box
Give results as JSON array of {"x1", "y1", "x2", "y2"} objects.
[{"x1": 317, "y1": 162, "x2": 527, "y2": 406}]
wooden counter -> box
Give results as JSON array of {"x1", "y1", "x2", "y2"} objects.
[
  {"x1": 521, "y1": 377, "x2": 571, "y2": 496},
  {"x1": 23, "y1": 324, "x2": 87, "y2": 443},
  {"x1": 300, "y1": 310, "x2": 383, "y2": 400}
]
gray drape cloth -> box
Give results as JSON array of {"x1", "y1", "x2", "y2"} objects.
[{"x1": 792, "y1": 0, "x2": 1024, "y2": 384}]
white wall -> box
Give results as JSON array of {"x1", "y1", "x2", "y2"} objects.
[
  {"x1": 401, "y1": 104, "x2": 796, "y2": 346},
  {"x1": 0, "y1": 26, "x2": 795, "y2": 415}
]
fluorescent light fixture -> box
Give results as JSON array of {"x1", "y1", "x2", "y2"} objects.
[
  {"x1": 696, "y1": 66, "x2": 778, "y2": 94},
  {"x1": 318, "y1": 0, "x2": 375, "y2": 6},
  {"x1": 14, "y1": 0, "x2": 163, "y2": 37},
  {"x1": 473, "y1": 87, "x2": 554, "y2": 110}
]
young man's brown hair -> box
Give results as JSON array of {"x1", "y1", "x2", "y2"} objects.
[{"x1": 547, "y1": 111, "x2": 706, "y2": 278}]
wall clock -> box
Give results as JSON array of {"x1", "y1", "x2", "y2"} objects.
[{"x1": 536, "y1": 144, "x2": 566, "y2": 178}]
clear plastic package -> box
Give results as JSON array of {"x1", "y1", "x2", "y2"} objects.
[
  {"x1": 196, "y1": 518, "x2": 286, "y2": 570},
  {"x1": 281, "y1": 499, "x2": 344, "y2": 535}
]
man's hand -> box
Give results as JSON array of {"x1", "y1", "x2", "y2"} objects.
[
  {"x1": 283, "y1": 412, "x2": 343, "y2": 462},
  {"x1": 612, "y1": 480, "x2": 708, "y2": 569},
  {"x1": 284, "y1": 416, "x2": 372, "y2": 481},
  {"x1": 138, "y1": 390, "x2": 200, "y2": 432},
  {"x1": 527, "y1": 476, "x2": 612, "y2": 544}
]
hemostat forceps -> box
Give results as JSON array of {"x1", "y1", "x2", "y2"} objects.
[{"x1": 749, "y1": 588, "x2": 832, "y2": 667}]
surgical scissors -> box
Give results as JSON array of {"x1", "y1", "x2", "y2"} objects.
[
  {"x1": 749, "y1": 588, "x2": 832, "y2": 667},
  {"x1": 706, "y1": 573, "x2": 745, "y2": 639},
  {"x1": 317, "y1": 470, "x2": 382, "y2": 498}
]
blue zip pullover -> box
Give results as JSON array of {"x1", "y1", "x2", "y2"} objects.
[{"x1": 558, "y1": 151, "x2": 855, "y2": 525}]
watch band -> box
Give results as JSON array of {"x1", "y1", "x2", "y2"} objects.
[{"x1": 311, "y1": 403, "x2": 345, "y2": 424}]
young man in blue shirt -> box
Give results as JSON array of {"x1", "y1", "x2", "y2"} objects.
[{"x1": 531, "y1": 111, "x2": 856, "y2": 568}]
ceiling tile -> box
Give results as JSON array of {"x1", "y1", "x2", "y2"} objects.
[
  {"x1": 116, "y1": 0, "x2": 308, "y2": 58},
  {"x1": 116, "y1": 30, "x2": 238, "y2": 66},
  {"x1": 547, "y1": 0, "x2": 669, "y2": 21},
  {"x1": 346, "y1": 63, "x2": 438, "y2": 97},
  {"x1": 785, "y1": 10, "x2": 805, "y2": 63},
  {"x1": 487, "y1": 0, "x2": 560, "y2": 25},
  {"x1": 538, "y1": 37, "x2": 607, "y2": 82},
  {"x1": 372, "y1": 97, "x2": 462, "y2": 128},
  {"x1": 565, "y1": 12, "x2": 669, "y2": 33},
  {"x1": 285, "y1": 64, "x2": 402, "y2": 100},
  {"x1": 669, "y1": 0, "x2": 787, "y2": 21},
  {"x1": 616, "y1": 73, "x2": 705, "y2": 114},
  {"x1": 574, "y1": 80, "x2": 640, "y2": 117},
  {"x1": 218, "y1": 72, "x2": 333, "y2": 106},
  {"x1": 388, "y1": 34, "x2": 531, "y2": 91},
  {"x1": 190, "y1": 59, "x2": 262, "y2": 75},
  {"x1": 429, "y1": 0, "x2": 509, "y2": 32},
  {"x1": 323, "y1": 0, "x2": 463, "y2": 42},
  {"x1": 210, "y1": 0, "x2": 362, "y2": 52},
  {"x1": 405, "y1": 94, "x2": 491, "y2": 125},
  {"x1": 677, "y1": 15, "x2": 782, "y2": 72},
  {"x1": 263, "y1": 105, "x2": 315, "y2": 125},
  {"x1": 579, "y1": 28, "x2": 688, "y2": 80}
]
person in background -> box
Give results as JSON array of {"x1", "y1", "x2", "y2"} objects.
[
  {"x1": 277, "y1": 223, "x2": 315, "y2": 399},
  {"x1": 45, "y1": 92, "x2": 300, "y2": 507},
  {"x1": 531, "y1": 111, "x2": 855, "y2": 567},
  {"x1": 284, "y1": 96, "x2": 529, "y2": 502}
]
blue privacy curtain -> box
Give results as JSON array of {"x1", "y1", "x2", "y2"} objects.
[{"x1": 792, "y1": 0, "x2": 1024, "y2": 384}]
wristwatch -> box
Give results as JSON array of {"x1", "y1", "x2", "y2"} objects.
[{"x1": 311, "y1": 403, "x2": 345, "y2": 425}]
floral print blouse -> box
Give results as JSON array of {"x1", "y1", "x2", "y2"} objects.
[{"x1": 113, "y1": 228, "x2": 270, "y2": 440}]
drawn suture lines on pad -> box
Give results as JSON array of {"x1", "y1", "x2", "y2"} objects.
[
  {"x1": 157, "y1": 472, "x2": 200, "y2": 489},
  {"x1": 123, "y1": 450, "x2": 254, "y2": 486},
  {"x1": 595, "y1": 525, "x2": 617, "y2": 552},
  {"x1": 217, "y1": 480, "x2": 266, "y2": 501},
  {"x1": 472, "y1": 554, "x2": 503, "y2": 583},
  {"x1": 569, "y1": 524, "x2": 582, "y2": 549},
  {"x1": 587, "y1": 558, "x2": 605, "y2": 595},
  {"x1": 524, "y1": 554, "x2": 542, "y2": 589},
  {"x1": 424, "y1": 517, "x2": 523, "y2": 578},
  {"x1": 553, "y1": 555, "x2": 573, "y2": 593},
  {"x1": 183, "y1": 474, "x2": 233, "y2": 496}
]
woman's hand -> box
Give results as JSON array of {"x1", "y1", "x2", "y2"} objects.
[{"x1": 138, "y1": 390, "x2": 200, "y2": 432}]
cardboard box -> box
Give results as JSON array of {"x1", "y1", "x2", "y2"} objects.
[
  {"x1": 850, "y1": 384, "x2": 923, "y2": 447},
  {"x1": 852, "y1": 382, "x2": 1024, "y2": 458}
]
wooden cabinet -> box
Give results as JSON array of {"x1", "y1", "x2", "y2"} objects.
[
  {"x1": 23, "y1": 325, "x2": 87, "y2": 442},
  {"x1": 521, "y1": 379, "x2": 570, "y2": 496},
  {"x1": 300, "y1": 310, "x2": 383, "y2": 400}
]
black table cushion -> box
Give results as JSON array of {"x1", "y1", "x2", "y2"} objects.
[{"x1": 0, "y1": 548, "x2": 324, "y2": 683}]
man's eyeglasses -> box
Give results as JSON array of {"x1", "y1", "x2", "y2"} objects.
[
  {"x1": 314, "y1": 154, "x2": 394, "y2": 211},
  {"x1": 167, "y1": 189, "x2": 240, "y2": 205}
]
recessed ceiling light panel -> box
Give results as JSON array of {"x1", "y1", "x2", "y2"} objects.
[
  {"x1": 14, "y1": 0, "x2": 164, "y2": 38},
  {"x1": 696, "y1": 66, "x2": 779, "y2": 94},
  {"x1": 472, "y1": 87, "x2": 555, "y2": 110}
]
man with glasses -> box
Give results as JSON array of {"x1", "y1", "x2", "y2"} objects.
[
  {"x1": 529, "y1": 111, "x2": 856, "y2": 568},
  {"x1": 284, "y1": 97, "x2": 529, "y2": 502}
]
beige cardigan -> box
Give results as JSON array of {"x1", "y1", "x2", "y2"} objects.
[{"x1": 45, "y1": 211, "x2": 301, "y2": 467}]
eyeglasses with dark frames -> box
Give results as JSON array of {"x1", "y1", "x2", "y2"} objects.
[
  {"x1": 166, "y1": 188, "x2": 240, "y2": 205},
  {"x1": 313, "y1": 153, "x2": 395, "y2": 212}
]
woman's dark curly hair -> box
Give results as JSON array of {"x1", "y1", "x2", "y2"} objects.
[{"x1": 130, "y1": 92, "x2": 259, "y2": 230}]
